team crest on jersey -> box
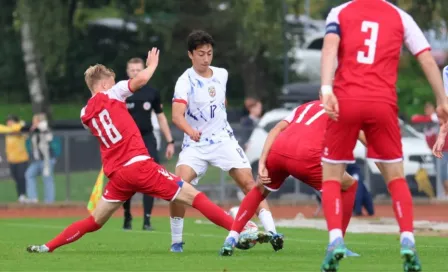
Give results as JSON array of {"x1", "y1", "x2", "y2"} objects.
[
  {"x1": 208, "y1": 86, "x2": 216, "y2": 97},
  {"x1": 143, "y1": 102, "x2": 151, "y2": 111}
]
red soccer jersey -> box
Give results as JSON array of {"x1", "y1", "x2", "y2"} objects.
[
  {"x1": 326, "y1": 0, "x2": 430, "y2": 105},
  {"x1": 80, "y1": 80, "x2": 149, "y2": 177},
  {"x1": 270, "y1": 101, "x2": 327, "y2": 159}
]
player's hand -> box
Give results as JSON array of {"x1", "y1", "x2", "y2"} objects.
[
  {"x1": 436, "y1": 103, "x2": 448, "y2": 125},
  {"x1": 323, "y1": 93, "x2": 339, "y2": 121},
  {"x1": 258, "y1": 163, "x2": 271, "y2": 184},
  {"x1": 146, "y1": 47, "x2": 159, "y2": 69},
  {"x1": 188, "y1": 130, "x2": 201, "y2": 142},
  {"x1": 165, "y1": 143, "x2": 175, "y2": 160},
  {"x1": 433, "y1": 136, "x2": 445, "y2": 158}
]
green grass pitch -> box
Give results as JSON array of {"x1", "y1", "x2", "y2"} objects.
[{"x1": 0, "y1": 217, "x2": 446, "y2": 271}]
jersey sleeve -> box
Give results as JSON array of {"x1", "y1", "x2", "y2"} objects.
[
  {"x1": 107, "y1": 80, "x2": 133, "y2": 102},
  {"x1": 400, "y1": 12, "x2": 431, "y2": 56},
  {"x1": 443, "y1": 65, "x2": 448, "y2": 95},
  {"x1": 172, "y1": 77, "x2": 189, "y2": 105},
  {"x1": 80, "y1": 107, "x2": 89, "y2": 130},
  {"x1": 325, "y1": 8, "x2": 341, "y2": 36},
  {"x1": 153, "y1": 89, "x2": 163, "y2": 114},
  {"x1": 283, "y1": 106, "x2": 300, "y2": 124}
]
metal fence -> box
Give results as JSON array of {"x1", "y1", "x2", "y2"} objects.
[{"x1": 0, "y1": 125, "x2": 445, "y2": 204}]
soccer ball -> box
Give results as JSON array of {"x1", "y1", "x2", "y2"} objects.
[{"x1": 238, "y1": 221, "x2": 259, "y2": 250}]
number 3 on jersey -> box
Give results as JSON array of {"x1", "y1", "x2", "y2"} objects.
[
  {"x1": 357, "y1": 21, "x2": 379, "y2": 64},
  {"x1": 91, "y1": 109, "x2": 123, "y2": 148}
]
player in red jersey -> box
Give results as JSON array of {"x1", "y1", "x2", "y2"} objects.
[
  {"x1": 220, "y1": 100, "x2": 363, "y2": 257},
  {"x1": 319, "y1": 1, "x2": 448, "y2": 271},
  {"x1": 26, "y1": 48, "x2": 259, "y2": 253}
]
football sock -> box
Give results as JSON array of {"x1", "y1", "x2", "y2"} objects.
[
  {"x1": 192, "y1": 192, "x2": 233, "y2": 231},
  {"x1": 322, "y1": 180, "x2": 343, "y2": 243},
  {"x1": 231, "y1": 187, "x2": 265, "y2": 233},
  {"x1": 143, "y1": 194, "x2": 154, "y2": 226},
  {"x1": 387, "y1": 178, "x2": 414, "y2": 242},
  {"x1": 341, "y1": 181, "x2": 358, "y2": 236},
  {"x1": 258, "y1": 209, "x2": 276, "y2": 233},
  {"x1": 170, "y1": 217, "x2": 184, "y2": 244},
  {"x1": 400, "y1": 231, "x2": 415, "y2": 244},
  {"x1": 123, "y1": 199, "x2": 131, "y2": 219},
  {"x1": 226, "y1": 230, "x2": 240, "y2": 241},
  {"x1": 45, "y1": 216, "x2": 101, "y2": 252}
]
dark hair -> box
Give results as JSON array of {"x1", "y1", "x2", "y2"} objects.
[
  {"x1": 187, "y1": 30, "x2": 215, "y2": 52},
  {"x1": 6, "y1": 114, "x2": 19, "y2": 123}
]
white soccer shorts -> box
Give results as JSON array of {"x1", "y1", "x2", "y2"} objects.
[{"x1": 176, "y1": 139, "x2": 251, "y2": 185}]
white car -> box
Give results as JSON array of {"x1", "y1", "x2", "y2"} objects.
[{"x1": 245, "y1": 108, "x2": 435, "y2": 179}]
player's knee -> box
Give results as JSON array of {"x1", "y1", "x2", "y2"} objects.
[
  {"x1": 174, "y1": 182, "x2": 199, "y2": 205},
  {"x1": 377, "y1": 162, "x2": 404, "y2": 183},
  {"x1": 239, "y1": 179, "x2": 257, "y2": 194},
  {"x1": 341, "y1": 178, "x2": 357, "y2": 191}
]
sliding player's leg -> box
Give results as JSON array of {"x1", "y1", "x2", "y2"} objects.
[
  {"x1": 27, "y1": 198, "x2": 123, "y2": 253},
  {"x1": 363, "y1": 103, "x2": 420, "y2": 271},
  {"x1": 211, "y1": 140, "x2": 280, "y2": 248},
  {"x1": 219, "y1": 152, "x2": 288, "y2": 256}
]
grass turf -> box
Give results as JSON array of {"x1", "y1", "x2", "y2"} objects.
[{"x1": 0, "y1": 217, "x2": 445, "y2": 271}]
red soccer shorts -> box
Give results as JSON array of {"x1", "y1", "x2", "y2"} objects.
[
  {"x1": 265, "y1": 150, "x2": 322, "y2": 192},
  {"x1": 322, "y1": 100, "x2": 403, "y2": 163},
  {"x1": 102, "y1": 159, "x2": 182, "y2": 202}
]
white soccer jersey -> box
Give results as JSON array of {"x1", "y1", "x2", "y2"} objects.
[{"x1": 173, "y1": 66, "x2": 235, "y2": 148}]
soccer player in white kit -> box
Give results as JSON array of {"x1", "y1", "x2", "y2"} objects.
[{"x1": 169, "y1": 30, "x2": 283, "y2": 253}]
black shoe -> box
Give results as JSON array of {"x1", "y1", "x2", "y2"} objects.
[
  {"x1": 123, "y1": 216, "x2": 132, "y2": 230},
  {"x1": 142, "y1": 225, "x2": 154, "y2": 231}
]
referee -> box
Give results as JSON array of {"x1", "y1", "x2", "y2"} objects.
[{"x1": 123, "y1": 57, "x2": 175, "y2": 231}]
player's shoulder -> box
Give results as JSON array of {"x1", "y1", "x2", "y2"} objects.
[
  {"x1": 210, "y1": 66, "x2": 228, "y2": 83},
  {"x1": 175, "y1": 69, "x2": 191, "y2": 86}
]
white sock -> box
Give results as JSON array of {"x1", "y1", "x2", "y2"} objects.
[
  {"x1": 329, "y1": 229, "x2": 343, "y2": 243},
  {"x1": 170, "y1": 217, "x2": 184, "y2": 244},
  {"x1": 40, "y1": 245, "x2": 49, "y2": 252},
  {"x1": 258, "y1": 209, "x2": 277, "y2": 233},
  {"x1": 226, "y1": 230, "x2": 239, "y2": 241},
  {"x1": 400, "y1": 231, "x2": 415, "y2": 244}
]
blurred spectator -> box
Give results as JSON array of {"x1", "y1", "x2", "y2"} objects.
[
  {"x1": 411, "y1": 102, "x2": 448, "y2": 197},
  {"x1": 0, "y1": 115, "x2": 29, "y2": 203},
  {"x1": 25, "y1": 113, "x2": 59, "y2": 204},
  {"x1": 240, "y1": 97, "x2": 263, "y2": 149},
  {"x1": 346, "y1": 163, "x2": 374, "y2": 216}
]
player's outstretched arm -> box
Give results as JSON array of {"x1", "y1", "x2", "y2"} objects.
[
  {"x1": 172, "y1": 102, "x2": 201, "y2": 142},
  {"x1": 258, "y1": 121, "x2": 289, "y2": 182},
  {"x1": 129, "y1": 48, "x2": 160, "y2": 92},
  {"x1": 416, "y1": 51, "x2": 447, "y2": 106}
]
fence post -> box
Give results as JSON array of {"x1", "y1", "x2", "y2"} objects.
[
  {"x1": 64, "y1": 132, "x2": 71, "y2": 201},
  {"x1": 219, "y1": 169, "x2": 226, "y2": 204}
]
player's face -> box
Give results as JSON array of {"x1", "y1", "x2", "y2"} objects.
[
  {"x1": 188, "y1": 44, "x2": 213, "y2": 73},
  {"x1": 126, "y1": 63, "x2": 144, "y2": 79}
]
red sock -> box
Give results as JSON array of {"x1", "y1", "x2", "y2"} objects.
[
  {"x1": 341, "y1": 181, "x2": 358, "y2": 236},
  {"x1": 387, "y1": 178, "x2": 414, "y2": 232},
  {"x1": 322, "y1": 180, "x2": 343, "y2": 231},
  {"x1": 192, "y1": 192, "x2": 233, "y2": 230},
  {"x1": 231, "y1": 187, "x2": 266, "y2": 233},
  {"x1": 45, "y1": 216, "x2": 101, "y2": 252}
]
